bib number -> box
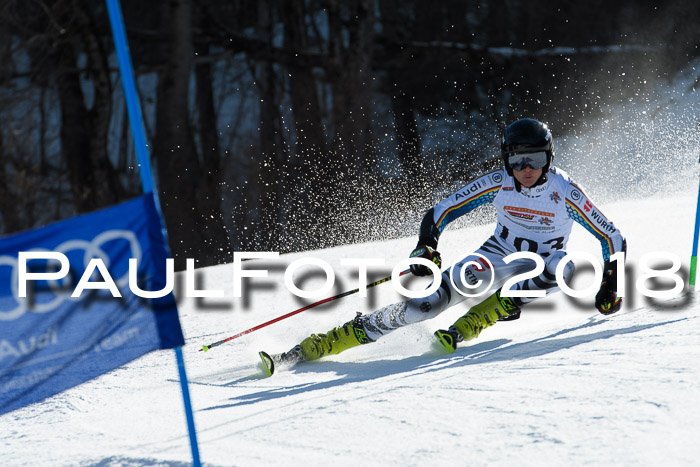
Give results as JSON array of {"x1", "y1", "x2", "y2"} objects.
[{"x1": 500, "y1": 225, "x2": 564, "y2": 256}]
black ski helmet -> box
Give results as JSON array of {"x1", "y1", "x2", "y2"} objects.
[{"x1": 501, "y1": 118, "x2": 554, "y2": 176}]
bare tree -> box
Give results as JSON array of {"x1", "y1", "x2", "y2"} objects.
[
  {"x1": 153, "y1": 0, "x2": 229, "y2": 267},
  {"x1": 51, "y1": 0, "x2": 125, "y2": 213}
]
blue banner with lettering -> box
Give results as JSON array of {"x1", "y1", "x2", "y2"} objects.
[{"x1": 0, "y1": 194, "x2": 184, "y2": 416}]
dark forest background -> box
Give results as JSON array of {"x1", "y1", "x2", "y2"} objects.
[{"x1": 1, "y1": 0, "x2": 698, "y2": 269}]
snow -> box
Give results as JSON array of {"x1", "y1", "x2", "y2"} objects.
[{"x1": 2, "y1": 186, "x2": 699, "y2": 466}]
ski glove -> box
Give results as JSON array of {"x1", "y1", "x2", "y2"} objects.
[
  {"x1": 595, "y1": 261, "x2": 622, "y2": 315},
  {"x1": 409, "y1": 245, "x2": 442, "y2": 276}
]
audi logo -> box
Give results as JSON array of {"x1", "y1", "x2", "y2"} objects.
[{"x1": 0, "y1": 230, "x2": 142, "y2": 321}]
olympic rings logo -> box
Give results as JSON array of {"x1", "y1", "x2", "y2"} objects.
[{"x1": 0, "y1": 230, "x2": 142, "y2": 322}]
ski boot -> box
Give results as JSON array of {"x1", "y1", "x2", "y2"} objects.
[
  {"x1": 259, "y1": 313, "x2": 373, "y2": 376},
  {"x1": 299, "y1": 312, "x2": 373, "y2": 360},
  {"x1": 434, "y1": 289, "x2": 520, "y2": 353}
]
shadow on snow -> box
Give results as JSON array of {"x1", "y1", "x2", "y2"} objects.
[{"x1": 200, "y1": 315, "x2": 690, "y2": 412}]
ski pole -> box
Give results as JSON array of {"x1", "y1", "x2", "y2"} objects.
[{"x1": 199, "y1": 269, "x2": 410, "y2": 352}]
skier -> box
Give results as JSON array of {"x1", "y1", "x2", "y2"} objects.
[{"x1": 264, "y1": 118, "x2": 626, "y2": 370}]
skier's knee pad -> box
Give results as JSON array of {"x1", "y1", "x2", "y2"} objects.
[
  {"x1": 449, "y1": 256, "x2": 493, "y2": 297},
  {"x1": 404, "y1": 279, "x2": 451, "y2": 323},
  {"x1": 545, "y1": 250, "x2": 574, "y2": 282}
]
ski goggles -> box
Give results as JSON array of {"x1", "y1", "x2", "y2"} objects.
[{"x1": 507, "y1": 151, "x2": 548, "y2": 171}]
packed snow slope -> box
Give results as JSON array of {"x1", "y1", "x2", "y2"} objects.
[{"x1": 2, "y1": 187, "x2": 700, "y2": 467}]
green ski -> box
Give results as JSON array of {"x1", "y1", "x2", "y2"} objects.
[{"x1": 258, "y1": 345, "x2": 307, "y2": 377}]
